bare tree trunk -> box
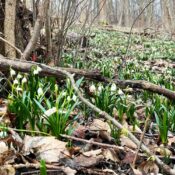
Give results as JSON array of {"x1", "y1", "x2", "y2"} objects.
[
  {"x1": 0, "y1": 0, "x2": 5, "y2": 55},
  {"x1": 98, "y1": 0, "x2": 107, "y2": 23},
  {"x1": 161, "y1": 0, "x2": 172, "y2": 33},
  {"x1": 45, "y1": 0, "x2": 52, "y2": 59},
  {"x1": 4, "y1": 0, "x2": 17, "y2": 58},
  {"x1": 23, "y1": 0, "x2": 49, "y2": 60}
]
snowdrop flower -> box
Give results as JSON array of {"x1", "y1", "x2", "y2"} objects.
[
  {"x1": 118, "y1": 89, "x2": 124, "y2": 95},
  {"x1": 17, "y1": 73, "x2": 23, "y2": 79},
  {"x1": 10, "y1": 69, "x2": 16, "y2": 77},
  {"x1": 89, "y1": 84, "x2": 96, "y2": 93},
  {"x1": 111, "y1": 83, "x2": 117, "y2": 92},
  {"x1": 33, "y1": 66, "x2": 42, "y2": 75},
  {"x1": 13, "y1": 79, "x2": 18, "y2": 85},
  {"x1": 37, "y1": 87, "x2": 43, "y2": 96},
  {"x1": 22, "y1": 77, "x2": 27, "y2": 83},
  {"x1": 72, "y1": 94, "x2": 77, "y2": 102}
]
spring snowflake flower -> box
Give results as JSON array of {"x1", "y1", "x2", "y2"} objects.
[
  {"x1": 89, "y1": 84, "x2": 96, "y2": 93},
  {"x1": 118, "y1": 89, "x2": 124, "y2": 95},
  {"x1": 16, "y1": 86, "x2": 23, "y2": 92},
  {"x1": 37, "y1": 87, "x2": 43, "y2": 96},
  {"x1": 22, "y1": 77, "x2": 27, "y2": 83},
  {"x1": 111, "y1": 83, "x2": 117, "y2": 91},
  {"x1": 17, "y1": 73, "x2": 23, "y2": 79},
  {"x1": 10, "y1": 69, "x2": 16, "y2": 77},
  {"x1": 33, "y1": 66, "x2": 42, "y2": 75},
  {"x1": 72, "y1": 94, "x2": 77, "y2": 102},
  {"x1": 98, "y1": 85, "x2": 103, "y2": 92},
  {"x1": 13, "y1": 79, "x2": 18, "y2": 85}
]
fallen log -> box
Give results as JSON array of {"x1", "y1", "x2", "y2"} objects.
[{"x1": 0, "y1": 54, "x2": 175, "y2": 100}]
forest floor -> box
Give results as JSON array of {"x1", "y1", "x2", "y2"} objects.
[{"x1": 1, "y1": 28, "x2": 175, "y2": 175}]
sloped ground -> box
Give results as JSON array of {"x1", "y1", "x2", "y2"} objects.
[{"x1": 1, "y1": 28, "x2": 175, "y2": 175}]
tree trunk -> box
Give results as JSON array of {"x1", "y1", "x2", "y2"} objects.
[
  {"x1": 23, "y1": 0, "x2": 50, "y2": 60},
  {"x1": 4, "y1": 0, "x2": 17, "y2": 58},
  {"x1": 45, "y1": 0, "x2": 52, "y2": 59}
]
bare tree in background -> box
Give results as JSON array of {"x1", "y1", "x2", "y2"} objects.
[{"x1": 4, "y1": 0, "x2": 17, "y2": 58}]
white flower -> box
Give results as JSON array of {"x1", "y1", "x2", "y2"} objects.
[
  {"x1": 72, "y1": 94, "x2": 77, "y2": 102},
  {"x1": 16, "y1": 87, "x2": 23, "y2": 91},
  {"x1": 62, "y1": 92, "x2": 67, "y2": 96},
  {"x1": 10, "y1": 69, "x2": 16, "y2": 77},
  {"x1": 118, "y1": 89, "x2": 124, "y2": 95},
  {"x1": 89, "y1": 84, "x2": 96, "y2": 93},
  {"x1": 22, "y1": 77, "x2": 27, "y2": 83},
  {"x1": 37, "y1": 87, "x2": 43, "y2": 96},
  {"x1": 98, "y1": 85, "x2": 103, "y2": 92},
  {"x1": 91, "y1": 98, "x2": 95, "y2": 103},
  {"x1": 67, "y1": 96, "x2": 71, "y2": 101},
  {"x1": 17, "y1": 73, "x2": 23, "y2": 79},
  {"x1": 111, "y1": 83, "x2": 117, "y2": 91},
  {"x1": 33, "y1": 66, "x2": 42, "y2": 75},
  {"x1": 13, "y1": 79, "x2": 18, "y2": 85}
]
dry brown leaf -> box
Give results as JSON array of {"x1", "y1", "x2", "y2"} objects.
[
  {"x1": 0, "y1": 141, "x2": 8, "y2": 154},
  {"x1": 89, "y1": 119, "x2": 113, "y2": 142},
  {"x1": 122, "y1": 151, "x2": 136, "y2": 164},
  {"x1": 139, "y1": 161, "x2": 159, "y2": 174},
  {"x1": 72, "y1": 125, "x2": 87, "y2": 139},
  {"x1": 120, "y1": 136, "x2": 137, "y2": 149},
  {"x1": 62, "y1": 166, "x2": 77, "y2": 175},
  {"x1": 102, "y1": 148, "x2": 119, "y2": 162},
  {"x1": 0, "y1": 165, "x2": 15, "y2": 175},
  {"x1": 89, "y1": 119, "x2": 111, "y2": 133},
  {"x1": 132, "y1": 168, "x2": 144, "y2": 175},
  {"x1": 73, "y1": 154, "x2": 104, "y2": 168},
  {"x1": 83, "y1": 149, "x2": 102, "y2": 157},
  {"x1": 23, "y1": 135, "x2": 69, "y2": 163}
]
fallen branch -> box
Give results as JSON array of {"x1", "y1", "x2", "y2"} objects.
[
  {"x1": 1, "y1": 58, "x2": 175, "y2": 174},
  {"x1": 0, "y1": 55, "x2": 175, "y2": 100},
  {"x1": 55, "y1": 66, "x2": 175, "y2": 175}
]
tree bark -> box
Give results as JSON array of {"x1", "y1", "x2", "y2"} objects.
[{"x1": 4, "y1": 0, "x2": 17, "y2": 58}]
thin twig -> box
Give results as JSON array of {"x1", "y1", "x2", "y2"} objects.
[
  {"x1": 60, "y1": 134, "x2": 124, "y2": 150},
  {"x1": 132, "y1": 116, "x2": 150, "y2": 167},
  {"x1": 0, "y1": 36, "x2": 23, "y2": 58}
]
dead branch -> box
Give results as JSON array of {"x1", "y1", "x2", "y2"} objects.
[
  {"x1": 60, "y1": 134, "x2": 124, "y2": 150},
  {"x1": 0, "y1": 36, "x2": 23, "y2": 58},
  {"x1": 132, "y1": 116, "x2": 150, "y2": 167},
  {"x1": 0, "y1": 55, "x2": 175, "y2": 101}
]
